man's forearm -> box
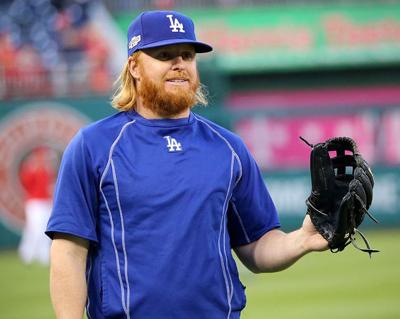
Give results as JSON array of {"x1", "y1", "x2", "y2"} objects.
[
  {"x1": 235, "y1": 228, "x2": 309, "y2": 273},
  {"x1": 50, "y1": 235, "x2": 89, "y2": 319},
  {"x1": 251, "y1": 228, "x2": 310, "y2": 272},
  {"x1": 235, "y1": 216, "x2": 328, "y2": 273}
]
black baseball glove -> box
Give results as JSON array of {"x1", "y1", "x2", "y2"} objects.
[{"x1": 301, "y1": 136, "x2": 379, "y2": 256}]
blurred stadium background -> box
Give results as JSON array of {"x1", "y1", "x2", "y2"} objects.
[{"x1": 0, "y1": 0, "x2": 399, "y2": 318}]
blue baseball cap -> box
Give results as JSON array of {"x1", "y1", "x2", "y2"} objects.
[{"x1": 127, "y1": 10, "x2": 213, "y2": 56}]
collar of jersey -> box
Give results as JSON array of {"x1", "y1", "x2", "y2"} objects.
[{"x1": 125, "y1": 110, "x2": 195, "y2": 127}]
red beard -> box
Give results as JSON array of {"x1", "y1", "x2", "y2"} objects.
[{"x1": 137, "y1": 66, "x2": 199, "y2": 117}]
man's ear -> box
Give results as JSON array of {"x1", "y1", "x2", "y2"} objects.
[{"x1": 128, "y1": 56, "x2": 140, "y2": 80}]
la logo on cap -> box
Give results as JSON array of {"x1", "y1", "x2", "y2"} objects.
[{"x1": 166, "y1": 14, "x2": 185, "y2": 33}]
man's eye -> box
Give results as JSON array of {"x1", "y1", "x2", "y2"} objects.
[
  {"x1": 157, "y1": 52, "x2": 171, "y2": 60},
  {"x1": 182, "y1": 51, "x2": 195, "y2": 60}
]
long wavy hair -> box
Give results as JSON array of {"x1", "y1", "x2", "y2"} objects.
[{"x1": 111, "y1": 52, "x2": 209, "y2": 111}]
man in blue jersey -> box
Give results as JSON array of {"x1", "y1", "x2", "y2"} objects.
[{"x1": 47, "y1": 10, "x2": 328, "y2": 319}]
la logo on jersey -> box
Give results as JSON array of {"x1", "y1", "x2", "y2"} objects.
[
  {"x1": 166, "y1": 14, "x2": 185, "y2": 33},
  {"x1": 164, "y1": 136, "x2": 182, "y2": 152}
]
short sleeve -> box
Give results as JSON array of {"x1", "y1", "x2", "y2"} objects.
[
  {"x1": 46, "y1": 130, "x2": 99, "y2": 243},
  {"x1": 228, "y1": 143, "x2": 280, "y2": 248}
]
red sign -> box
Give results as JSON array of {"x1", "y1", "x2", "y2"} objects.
[
  {"x1": 0, "y1": 103, "x2": 87, "y2": 229},
  {"x1": 382, "y1": 110, "x2": 400, "y2": 165},
  {"x1": 235, "y1": 114, "x2": 376, "y2": 170}
]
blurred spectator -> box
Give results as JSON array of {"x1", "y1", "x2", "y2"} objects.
[
  {"x1": 83, "y1": 24, "x2": 111, "y2": 93},
  {"x1": 0, "y1": 32, "x2": 17, "y2": 97},
  {"x1": 152, "y1": 0, "x2": 176, "y2": 10},
  {"x1": 18, "y1": 147, "x2": 57, "y2": 265},
  {"x1": 0, "y1": 0, "x2": 113, "y2": 99}
]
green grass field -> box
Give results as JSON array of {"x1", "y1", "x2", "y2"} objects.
[{"x1": 0, "y1": 229, "x2": 399, "y2": 319}]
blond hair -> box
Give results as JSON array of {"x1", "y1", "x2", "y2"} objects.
[
  {"x1": 111, "y1": 53, "x2": 208, "y2": 111},
  {"x1": 111, "y1": 52, "x2": 140, "y2": 111}
]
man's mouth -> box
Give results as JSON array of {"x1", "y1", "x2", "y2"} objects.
[{"x1": 166, "y1": 78, "x2": 189, "y2": 84}]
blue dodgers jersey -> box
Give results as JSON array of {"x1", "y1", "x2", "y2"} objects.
[{"x1": 46, "y1": 110, "x2": 280, "y2": 319}]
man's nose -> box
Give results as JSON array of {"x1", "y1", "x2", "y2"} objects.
[{"x1": 171, "y1": 55, "x2": 185, "y2": 70}]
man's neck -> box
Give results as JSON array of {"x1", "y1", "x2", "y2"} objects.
[{"x1": 135, "y1": 101, "x2": 190, "y2": 120}]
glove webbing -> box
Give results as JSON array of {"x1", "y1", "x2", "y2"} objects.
[
  {"x1": 351, "y1": 193, "x2": 380, "y2": 257},
  {"x1": 331, "y1": 228, "x2": 379, "y2": 258},
  {"x1": 308, "y1": 199, "x2": 380, "y2": 257}
]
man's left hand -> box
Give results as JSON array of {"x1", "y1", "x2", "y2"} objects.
[{"x1": 301, "y1": 215, "x2": 329, "y2": 252}]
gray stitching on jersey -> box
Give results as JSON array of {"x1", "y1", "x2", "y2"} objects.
[
  {"x1": 111, "y1": 159, "x2": 131, "y2": 318},
  {"x1": 86, "y1": 254, "x2": 93, "y2": 319},
  {"x1": 194, "y1": 115, "x2": 243, "y2": 318},
  {"x1": 218, "y1": 153, "x2": 235, "y2": 318},
  {"x1": 99, "y1": 119, "x2": 136, "y2": 319},
  {"x1": 231, "y1": 201, "x2": 251, "y2": 244},
  {"x1": 99, "y1": 188, "x2": 128, "y2": 316},
  {"x1": 193, "y1": 115, "x2": 243, "y2": 186},
  {"x1": 224, "y1": 154, "x2": 235, "y2": 315}
]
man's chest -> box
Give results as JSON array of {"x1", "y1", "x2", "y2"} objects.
[{"x1": 98, "y1": 132, "x2": 239, "y2": 216}]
